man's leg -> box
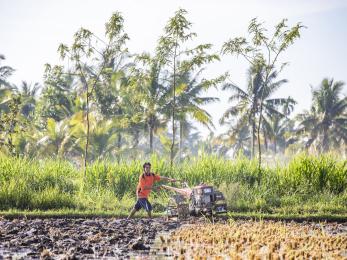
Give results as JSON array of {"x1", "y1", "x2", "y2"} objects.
[
  {"x1": 144, "y1": 199, "x2": 153, "y2": 219},
  {"x1": 127, "y1": 208, "x2": 137, "y2": 219},
  {"x1": 128, "y1": 199, "x2": 141, "y2": 219}
]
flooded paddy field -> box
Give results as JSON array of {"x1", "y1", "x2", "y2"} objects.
[{"x1": 0, "y1": 217, "x2": 346, "y2": 259}]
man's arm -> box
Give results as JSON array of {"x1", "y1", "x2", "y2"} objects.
[{"x1": 159, "y1": 176, "x2": 177, "y2": 182}]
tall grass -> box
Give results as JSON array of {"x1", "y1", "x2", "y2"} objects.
[
  {"x1": 0, "y1": 157, "x2": 78, "y2": 209},
  {"x1": 0, "y1": 153, "x2": 346, "y2": 214}
]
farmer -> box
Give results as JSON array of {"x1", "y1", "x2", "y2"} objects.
[{"x1": 127, "y1": 162, "x2": 177, "y2": 219}]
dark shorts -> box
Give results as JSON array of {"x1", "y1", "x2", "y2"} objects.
[{"x1": 134, "y1": 198, "x2": 152, "y2": 212}]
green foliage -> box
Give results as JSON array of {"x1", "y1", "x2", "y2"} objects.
[
  {"x1": 222, "y1": 18, "x2": 305, "y2": 169},
  {"x1": 220, "y1": 65, "x2": 294, "y2": 158},
  {"x1": 222, "y1": 18, "x2": 305, "y2": 70},
  {"x1": 40, "y1": 67, "x2": 76, "y2": 121},
  {"x1": 0, "y1": 14, "x2": 347, "y2": 219},
  {"x1": 0, "y1": 154, "x2": 346, "y2": 215},
  {"x1": 0, "y1": 157, "x2": 78, "y2": 210},
  {"x1": 155, "y1": 8, "x2": 221, "y2": 163},
  {"x1": 3, "y1": 14, "x2": 346, "y2": 165},
  {"x1": 31, "y1": 187, "x2": 75, "y2": 210},
  {"x1": 296, "y1": 78, "x2": 347, "y2": 152},
  {"x1": 283, "y1": 153, "x2": 347, "y2": 194},
  {"x1": 0, "y1": 54, "x2": 14, "y2": 88},
  {"x1": 0, "y1": 95, "x2": 29, "y2": 156}
]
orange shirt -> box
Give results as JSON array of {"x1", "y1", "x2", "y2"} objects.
[{"x1": 137, "y1": 173, "x2": 161, "y2": 198}]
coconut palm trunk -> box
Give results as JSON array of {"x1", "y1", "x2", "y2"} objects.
[
  {"x1": 251, "y1": 120, "x2": 256, "y2": 158},
  {"x1": 149, "y1": 124, "x2": 154, "y2": 154},
  {"x1": 117, "y1": 132, "x2": 122, "y2": 163},
  {"x1": 179, "y1": 120, "x2": 183, "y2": 161}
]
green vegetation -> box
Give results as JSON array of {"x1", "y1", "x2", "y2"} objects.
[
  {"x1": 1, "y1": 10, "x2": 346, "y2": 219},
  {"x1": 0, "y1": 154, "x2": 346, "y2": 217}
]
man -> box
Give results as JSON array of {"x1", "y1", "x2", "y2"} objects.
[{"x1": 127, "y1": 162, "x2": 177, "y2": 219}]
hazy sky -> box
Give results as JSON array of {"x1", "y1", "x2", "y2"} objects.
[{"x1": 1, "y1": 0, "x2": 347, "y2": 136}]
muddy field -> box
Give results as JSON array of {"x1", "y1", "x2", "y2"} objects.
[
  {"x1": 0, "y1": 217, "x2": 183, "y2": 259},
  {"x1": 0, "y1": 217, "x2": 346, "y2": 259}
]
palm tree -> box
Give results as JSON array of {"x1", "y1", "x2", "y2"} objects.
[
  {"x1": 218, "y1": 121, "x2": 251, "y2": 157},
  {"x1": 220, "y1": 65, "x2": 290, "y2": 158},
  {"x1": 88, "y1": 120, "x2": 121, "y2": 160},
  {"x1": 0, "y1": 55, "x2": 15, "y2": 112},
  {"x1": 198, "y1": 132, "x2": 229, "y2": 157},
  {"x1": 175, "y1": 71, "x2": 218, "y2": 160},
  {"x1": 15, "y1": 81, "x2": 40, "y2": 118},
  {"x1": 263, "y1": 97, "x2": 296, "y2": 153},
  {"x1": 135, "y1": 54, "x2": 170, "y2": 154},
  {"x1": 297, "y1": 78, "x2": 347, "y2": 152},
  {"x1": 37, "y1": 117, "x2": 75, "y2": 157},
  {"x1": 95, "y1": 68, "x2": 135, "y2": 162},
  {"x1": 0, "y1": 54, "x2": 14, "y2": 88},
  {"x1": 0, "y1": 88, "x2": 14, "y2": 113},
  {"x1": 181, "y1": 129, "x2": 201, "y2": 158},
  {"x1": 267, "y1": 115, "x2": 286, "y2": 153}
]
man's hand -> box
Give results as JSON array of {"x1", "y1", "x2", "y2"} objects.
[{"x1": 153, "y1": 185, "x2": 162, "y2": 192}]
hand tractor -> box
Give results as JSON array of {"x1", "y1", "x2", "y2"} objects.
[{"x1": 161, "y1": 182, "x2": 227, "y2": 219}]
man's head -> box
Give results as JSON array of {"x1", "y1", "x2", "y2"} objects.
[{"x1": 143, "y1": 162, "x2": 151, "y2": 174}]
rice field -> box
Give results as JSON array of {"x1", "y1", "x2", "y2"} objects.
[
  {"x1": 1, "y1": 217, "x2": 346, "y2": 259},
  {"x1": 156, "y1": 220, "x2": 347, "y2": 259}
]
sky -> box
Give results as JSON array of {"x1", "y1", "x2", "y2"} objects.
[{"x1": 1, "y1": 0, "x2": 347, "y2": 137}]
